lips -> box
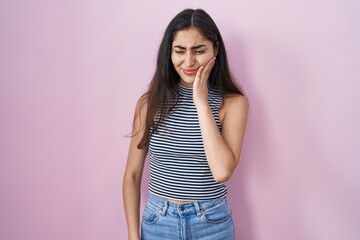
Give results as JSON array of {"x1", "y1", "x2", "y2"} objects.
[{"x1": 182, "y1": 68, "x2": 198, "y2": 75}]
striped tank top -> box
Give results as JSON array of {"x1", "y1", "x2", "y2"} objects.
[{"x1": 148, "y1": 82, "x2": 227, "y2": 201}]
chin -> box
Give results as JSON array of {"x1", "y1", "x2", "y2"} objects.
[{"x1": 180, "y1": 76, "x2": 195, "y2": 87}]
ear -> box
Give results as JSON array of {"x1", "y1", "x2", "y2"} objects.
[{"x1": 214, "y1": 41, "x2": 219, "y2": 57}]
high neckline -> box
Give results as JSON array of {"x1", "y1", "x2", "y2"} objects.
[
  {"x1": 177, "y1": 81, "x2": 215, "y2": 97},
  {"x1": 177, "y1": 82, "x2": 193, "y2": 96}
]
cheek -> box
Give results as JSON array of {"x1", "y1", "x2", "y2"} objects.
[
  {"x1": 197, "y1": 55, "x2": 212, "y2": 65},
  {"x1": 171, "y1": 55, "x2": 181, "y2": 68},
  {"x1": 198, "y1": 50, "x2": 215, "y2": 64}
]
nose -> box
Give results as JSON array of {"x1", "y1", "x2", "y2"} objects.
[{"x1": 184, "y1": 52, "x2": 195, "y2": 67}]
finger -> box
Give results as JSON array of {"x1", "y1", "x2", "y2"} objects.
[
  {"x1": 195, "y1": 66, "x2": 205, "y2": 83},
  {"x1": 202, "y1": 57, "x2": 216, "y2": 79},
  {"x1": 208, "y1": 56, "x2": 216, "y2": 67},
  {"x1": 204, "y1": 57, "x2": 216, "y2": 73}
]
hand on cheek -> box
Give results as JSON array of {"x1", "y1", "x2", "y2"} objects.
[{"x1": 193, "y1": 57, "x2": 216, "y2": 107}]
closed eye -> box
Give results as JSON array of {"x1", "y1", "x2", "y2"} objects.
[{"x1": 194, "y1": 50, "x2": 205, "y2": 54}]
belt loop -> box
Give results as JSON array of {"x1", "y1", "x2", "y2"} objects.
[
  {"x1": 160, "y1": 201, "x2": 168, "y2": 216},
  {"x1": 193, "y1": 201, "x2": 202, "y2": 217}
]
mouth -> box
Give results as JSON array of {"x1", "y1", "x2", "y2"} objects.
[{"x1": 182, "y1": 68, "x2": 198, "y2": 75}]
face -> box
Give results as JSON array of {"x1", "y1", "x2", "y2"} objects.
[{"x1": 171, "y1": 27, "x2": 217, "y2": 87}]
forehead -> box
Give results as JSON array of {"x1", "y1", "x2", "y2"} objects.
[{"x1": 172, "y1": 27, "x2": 212, "y2": 46}]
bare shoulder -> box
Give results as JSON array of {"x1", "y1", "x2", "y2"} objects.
[
  {"x1": 131, "y1": 93, "x2": 149, "y2": 137},
  {"x1": 220, "y1": 94, "x2": 249, "y2": 121},
  {"x1": 223, "y1": 94, "x2": 248, "y2": 109},
  {"x1": 134, "y1": 93, "x2": 149, "y2": 117}
]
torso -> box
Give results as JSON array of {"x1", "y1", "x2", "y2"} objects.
[{"x1": 148, "y1": 82, "x2": 227, "y2": 201}]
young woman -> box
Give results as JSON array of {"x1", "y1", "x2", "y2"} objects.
[{"x1": 123, "y1": 8, "x2": 248, "y2": 240}]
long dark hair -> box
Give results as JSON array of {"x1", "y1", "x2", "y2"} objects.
[{"x1": 137, "y1": 8, "x2": 244, "y2": 149}]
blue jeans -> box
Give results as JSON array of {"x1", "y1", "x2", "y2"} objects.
[{"x1": 141, "y1": 193, "x2": 235, "y2": 240}]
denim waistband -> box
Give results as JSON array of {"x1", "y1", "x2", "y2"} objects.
[{"x1": 147, "y1": 193, "x2": 227, "y2": 217}]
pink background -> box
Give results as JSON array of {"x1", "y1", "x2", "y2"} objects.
[{"x1": 1, "y1": 0, "x2": 359, "y2": 239}]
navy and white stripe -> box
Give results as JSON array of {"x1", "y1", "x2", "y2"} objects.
[{"x1": 148, "y1": 82, "x2": 227, "y2": 201}]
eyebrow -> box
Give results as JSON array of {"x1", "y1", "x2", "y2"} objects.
[{"x1": 173, "y1": 44, "x2": 206, "y2": 50}]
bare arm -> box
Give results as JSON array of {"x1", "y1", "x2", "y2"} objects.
[
  {"x1": 123, "y1": 97, "x2": 148, "y2": 240},
  {"x1": 193, "y1": 59, "x2": 249, "y2": 183}
]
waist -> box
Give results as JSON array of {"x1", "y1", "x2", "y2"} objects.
[
  {"x1": 147, "y1": 193, "x2": 227, "y2": 215},
  {"x1": 157, "y1": 195, "x2": 195, "y2": 204}
]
